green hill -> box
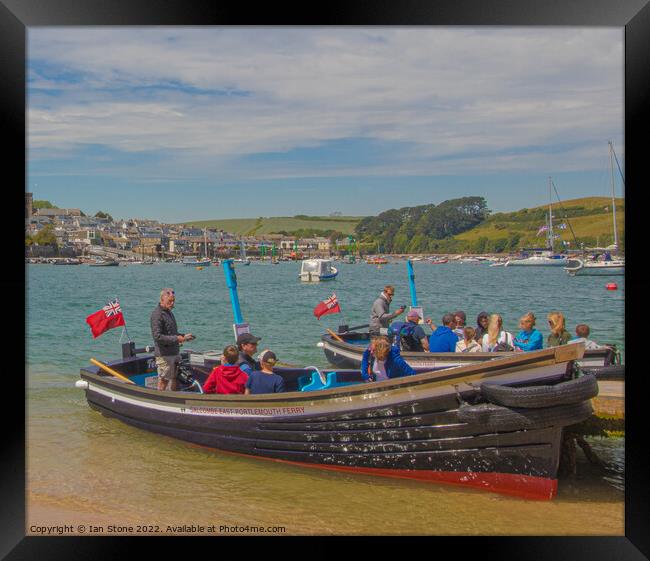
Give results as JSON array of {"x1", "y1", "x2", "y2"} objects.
[
  {"x1": 178, "y1": 196, "x2": 624, "y2": 254},
  {"x1": 455, "y1": 197, "x2": 624, "y2": 252},
  {"x1": 180, "y1": 215, "x2": 363, "y2": 236}
]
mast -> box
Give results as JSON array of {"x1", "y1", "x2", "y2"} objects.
[
  {"x1": 608, "y1": 141, "x2": 619, "y2": 251},
  {"x1": 204, "y1": 228, "x2": 208, "y2": 259},
  {"x1": 548, "y1": 176, "x2": 554, "y2": 252}
]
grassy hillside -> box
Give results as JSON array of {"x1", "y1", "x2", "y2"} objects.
[
  {"x1": 455, "y1": 197, "x2": 624, "y2": 249},
  {"x1": 180, "y1": 215, "x2": 363, "y2": 236},
  {"x1": 179, "y1": 197, "x2": 624, "y2": 252}
]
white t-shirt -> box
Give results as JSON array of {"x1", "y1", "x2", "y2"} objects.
[
  {"x1": 372, "y1": 358, "x2": 389, "y2": 381},
  {"x1": 569, "y1": 337, "x2": 604, "y2": 350},
  {"x1": 481, "y1": 331, "x2": 514, "y2": 352}
]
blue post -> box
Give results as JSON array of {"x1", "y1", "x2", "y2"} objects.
[
  {"x1": 407, "y1": 260, "x2": 417, "y2": 307},
  {"x1": 222, "y1": 259, "x2": 244, "y2": 324}
]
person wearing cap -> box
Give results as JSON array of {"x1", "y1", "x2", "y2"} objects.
[
  {"x1": 369, "y1": 285, "x2": 406, "y2": 336},
  {"x1": 236, "y1": 332, "x2": 262, "y2": 375},
  {"x1": 150, "y1": 288, "x2": 195, "y2": 391},
  {"x1": 401, "y1": 309, "x2": 430, "y2": 352},
  {"x1": 245, "y1": 349, "x2": 286, "y2": 395}
]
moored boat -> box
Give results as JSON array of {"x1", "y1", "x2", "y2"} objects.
[
  {"x1": 299, "y1": 259, "x2": 338, "y2": 282},
  {"x1": 89, "y1": 259, "x2": 119, "y2": 267},
  {"x1": 77, "y1": 342, "x2": 595, "y2": 500},
  {"x1": 564, "y1": 256, "x2": 625, "y2": 276},
  {"x1": 319, "y1": 329, "x2": 621, "y2": 375}
]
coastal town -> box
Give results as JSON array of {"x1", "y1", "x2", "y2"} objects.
[{"x1": 24, "y1": 193, "x2": 340, "y2": 263}]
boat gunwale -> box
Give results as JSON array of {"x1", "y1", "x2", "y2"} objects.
[
  {"x1": 321, "y1": 331, "x2": 611, "y2": 363},
  {"x1": 79, "y1": 345, "x2": 582, "y2": 407}
]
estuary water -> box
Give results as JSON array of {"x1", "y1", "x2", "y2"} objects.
[{"x1": 26, "y1": 261, "x2": 625, "y2": 535}]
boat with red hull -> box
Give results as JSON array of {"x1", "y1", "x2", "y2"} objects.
[{"x1": 77, "y1": 342, "x2": 595, "y2": 500}]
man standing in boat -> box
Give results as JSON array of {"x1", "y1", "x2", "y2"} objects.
[
  {"x1": 150, "y1": 288, "x2": 194, "y2": 391},
  {"x1": 369, "y1": 285, "x2": 405, "y2": 336}
]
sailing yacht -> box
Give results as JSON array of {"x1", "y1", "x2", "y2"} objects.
[
  {"x1": 565, "y1": 142, "x2": 625, "y2": 276},
  {"x1": 506, "y1": 178, "x2": 568, "y2": 267}
]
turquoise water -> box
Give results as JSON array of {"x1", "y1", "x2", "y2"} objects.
[{"x1": 26, "y1": 261, "x2": 625, "y2": 535}]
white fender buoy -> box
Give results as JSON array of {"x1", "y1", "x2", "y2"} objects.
[{"x1": 75, "y1": 380, "x2": 89, "y2": 389}]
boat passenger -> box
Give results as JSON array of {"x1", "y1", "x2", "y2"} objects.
[
  {"x1": 569, "y1": 324, "x2": 606, "y2": 350},
  {"x1": 474, "y1": 311, "x2": 489, "y2": 342},
  {"x1": 513, "y1": 312, "x2": 543, "y2": 352},
  {"x1": 203, "y1": 345, "x2": 248, "y2": 394},
  {"x1": 453, "y1": 310, "x2": 467, "y2": 338},
  {"x1": 428, "y1": 313, "x2": 460, "y2": 353},
  {"x1": 150, "y1": 287, "x2": 195, "y2": 392},
  {"x1": 547, "y1": 312, "x2": 572, "y2": 347},
  {"x1": 236, "y1": 332, "x2": 262, "y2": 375},
  {"x1": 455, "y1": 326, "x2": 482, "y2": 353},
  {"x1": 369, "y1": 285, "x2": 406, "y2": 336},
  {"x1": 245, "y1": 349, "x2": 286, "y2": 395},
  {"x1": 480, "y1": 314, "x2": 515, "y2": 352},
  {"x1": 396, "y1": 310, "x2": 430, "y2": 352},
  {"x1": 361, "y1": 336, "x2": 416, "y2": 381}
]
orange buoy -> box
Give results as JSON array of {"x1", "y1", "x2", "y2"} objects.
[{"x1": 606, "y1": 283, "x2": 617, "y2": 290}]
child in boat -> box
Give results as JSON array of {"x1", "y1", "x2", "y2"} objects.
[
  {"x1": 245, "y1": 349, "x2": 286, "y2": 394},
  {"x1": 569, "y1": 324, "x2": 605, "y2": 350},
  {"x1": 455, "y1": 326, "x2": 482, "y2": 353},
  {"x1": 361, "y1": 335, "x2": 416, "y2": 382},
  {"x1": 203, "y1": 345, "x2": 248, "y2": 394}
]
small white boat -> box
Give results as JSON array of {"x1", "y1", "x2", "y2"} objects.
[
  {"x1": 182, "y1": 256, "x2": 211, "y2": 266},
  {"x1": 299, "y1": 259, "x2": 338, "y2": 282},
  {"x1": 506, "y1": 252, "x2": 568, "y2": 267},
  {"x1": 564, "y1": 256, "x2": 625, "y2": 276}
]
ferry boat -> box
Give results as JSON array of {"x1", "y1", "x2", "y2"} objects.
[
  {"x1": 319, "y1": 328, "x2": 621, "y2": 376},
  {"x1": 76, "y1": 341, "x2": 595, "y2": 500},
  {"x1": 299, "y1": 259, "x2": 338, "y2": 282},
  {"x1": 366, "y1": 256, "x2": 389, "y2": 265}
]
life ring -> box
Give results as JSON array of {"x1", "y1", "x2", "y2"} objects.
[
  {"x1": 480, "y1": 374, "x2": 598, "y2": 409},
  {"x1": 457, "y1": 400, "x2": 593, "y2": 430}
]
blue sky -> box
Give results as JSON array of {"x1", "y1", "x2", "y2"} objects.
[{"x1": 28, "y1": 28, "x2": 624, "y2": 223}]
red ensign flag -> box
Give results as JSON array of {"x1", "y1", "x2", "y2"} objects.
[
  {"x1": 85, "y1": 299, "x2": 126, "y2": 338},
  {"x1": 313, "y1": 293, "x2": 341, "y2": 319}
]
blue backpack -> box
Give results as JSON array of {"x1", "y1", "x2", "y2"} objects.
[{"x1": 389, "y1": 321, "x2": 423, "y2": 352}]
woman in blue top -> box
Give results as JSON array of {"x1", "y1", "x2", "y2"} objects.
[
  {"x1": 361, "y1": 336, "x2": 416, "y2": 382},
  {"x1": 513, "y1": 312, "x2": 543, "y2": 351}
]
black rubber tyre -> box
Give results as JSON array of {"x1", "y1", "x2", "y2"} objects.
[
  {"x1": 580, "y1": 365, "x2": 625, "y2": 381},
  {"x1": 457, "y1": 400, "x2": 594, "y2": 431},
  {"x1": 480, "y1": 374, "x2": 598, "y2": 409}
]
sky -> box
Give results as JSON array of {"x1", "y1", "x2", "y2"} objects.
[{"x1": 28, "y1": 27, "x2": 624, "y2": 223}]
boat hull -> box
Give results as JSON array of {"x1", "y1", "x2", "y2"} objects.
[
  {"x1": 79, "y1": 346, "x2": 592, "y2": 500},
  {"x1": 564, "y1": 258, "x2": 625, "y2": 276},
  {"x1": 320, "y1": 331, "x2": 618, "y2": 371}
]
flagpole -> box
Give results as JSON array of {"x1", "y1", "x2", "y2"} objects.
[{"x1": 115, "y1": 296, "x2": 131, "y2": 342}]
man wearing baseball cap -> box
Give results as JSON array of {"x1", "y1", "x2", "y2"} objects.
[
  {"x1": 236, "y1": 332, "x2": 262, "y2": 375},
  {"x1": 404, "y1": 309, "x2": 430, "y2": 352}
]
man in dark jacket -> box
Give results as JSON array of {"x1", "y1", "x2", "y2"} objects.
[
  {"x1": 236, "y1": 332, "x2": 262, "y2": 375},
  {"x1": 150, "y1": 288, "x2": 194, "y2": 391}
]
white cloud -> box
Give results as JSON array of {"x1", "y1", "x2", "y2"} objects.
[{"x1": 28, "y1": 27, "x2": 623, "y2": 179}]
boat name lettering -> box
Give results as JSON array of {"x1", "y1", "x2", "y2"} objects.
[{"x1": 189, "y1": 406, "x2": 305, "y2": 416}]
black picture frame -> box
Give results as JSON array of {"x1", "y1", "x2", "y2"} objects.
[{"x1": 6, "y1": 0, "x2": 647, "y2": 558}]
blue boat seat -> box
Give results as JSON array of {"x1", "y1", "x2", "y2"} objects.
[
  {"x1": 300, "y1": 371, "x2": 363, "y2": 391},
  {"x1": 300, "y1": 371, "x2": 326, "y2": 392}
]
